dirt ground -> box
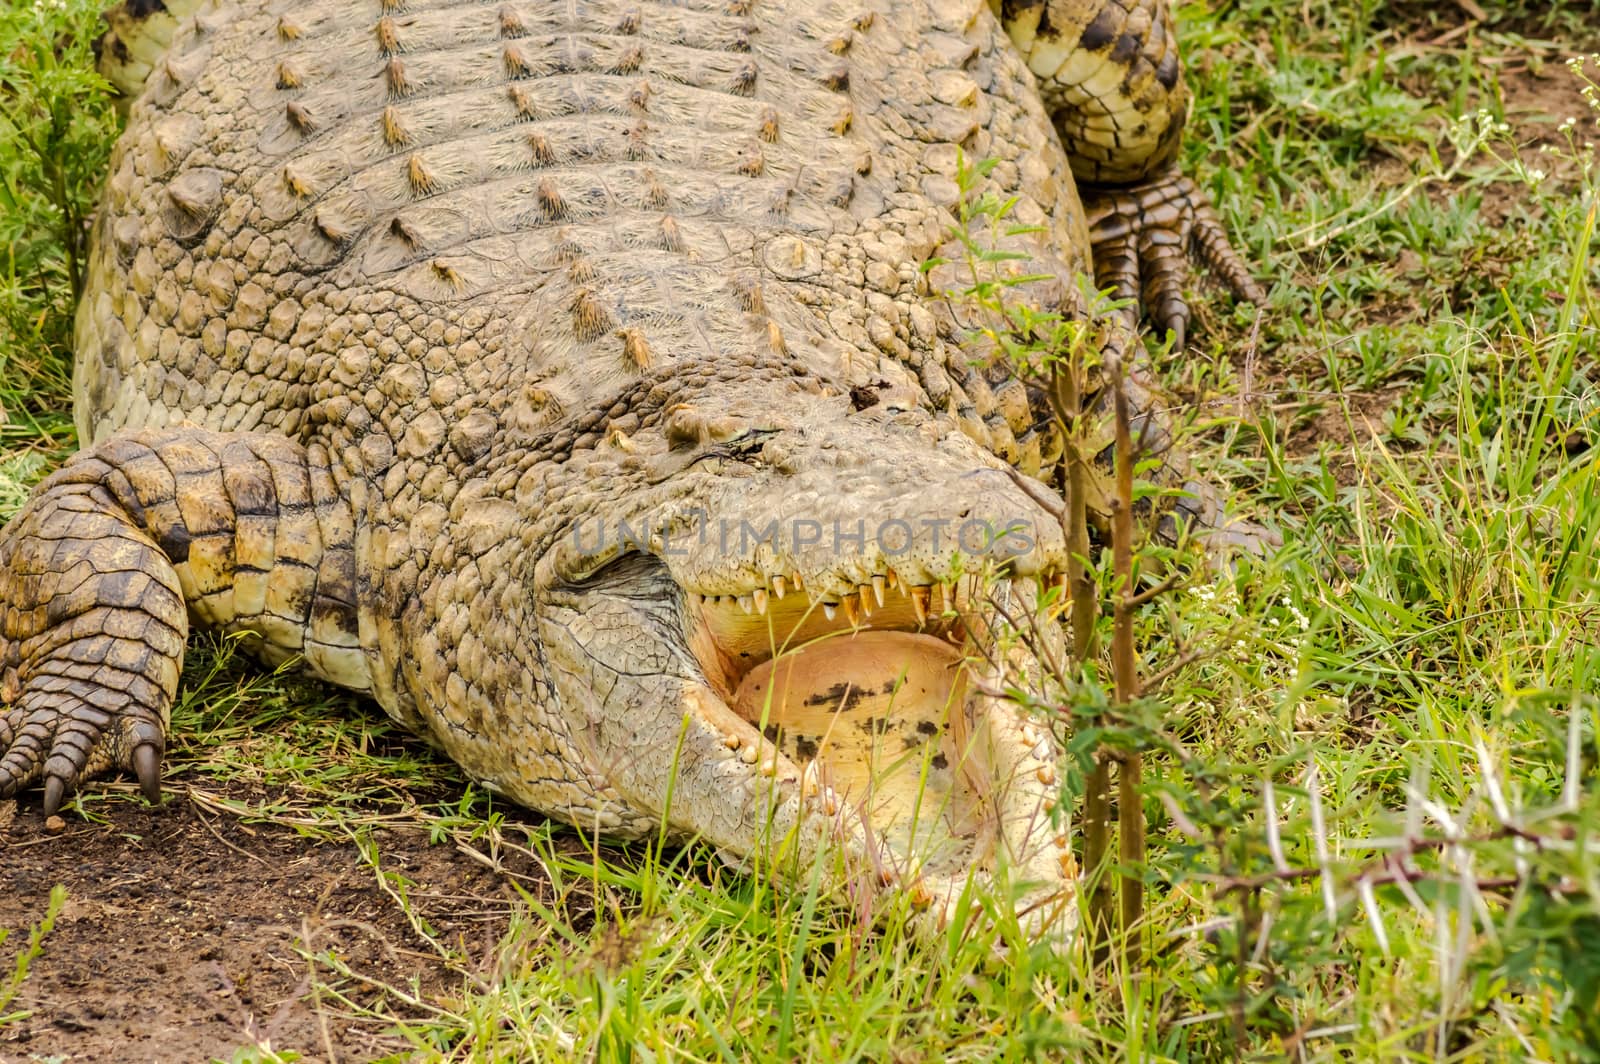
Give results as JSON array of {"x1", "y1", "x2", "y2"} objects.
[{"x1": 0, "y1": 786, "x2": 531, "y2": 1063}]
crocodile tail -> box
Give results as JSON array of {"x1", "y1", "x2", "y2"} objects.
[{"x1": 95, "y1": 0, "x2": 210, "y2": 99}]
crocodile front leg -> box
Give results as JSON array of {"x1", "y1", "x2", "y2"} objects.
[
  {"x1": 996, "y1": 0, "x2": 1264, "y2": 346},
  {"x1": 0, "y1": 429, "x2": 365, "y2": 813}
]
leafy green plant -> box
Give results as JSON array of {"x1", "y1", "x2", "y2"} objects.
[
  {"x1": 0, "y1": 0, "x2": 119, "y2": 497},
  {"x1": 0, "y1": 884, "x2": 65, "y2": 1026}
]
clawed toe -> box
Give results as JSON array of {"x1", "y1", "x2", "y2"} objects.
[
  {"x1": 133, "y1": 740, "x2": 163, "y2": 803},
  {"x1": 0, "y1": 697, "x2": 167, "y2": 815},
  {"x1": 1083, "y1": 169, "x2": 1265, "y2": 349}
]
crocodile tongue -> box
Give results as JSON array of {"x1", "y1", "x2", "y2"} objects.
[{"x1": 732, "y1": 631, "x2": 987, "y2": 872}]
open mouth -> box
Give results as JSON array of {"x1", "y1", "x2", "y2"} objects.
[{"x1": 685, "y1": 570, "x2": 1052, "y2": 877}]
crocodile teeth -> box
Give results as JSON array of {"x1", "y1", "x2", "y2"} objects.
[
  {"x1": 858, "y1": 585, "x2": 874, "y2": 617},
  {"x1": 841, "y1": 597, "x2": 859, "y2": 625},
  {"x1": 752, "y1": 588, "x2": 769, "y2": 615},
  {"x1": 771, "y1": 575, "x2": 787, "y2": 599},
  {"x1": 738, "y1": 594, "x2": 753, "y2": 614},
  {"x1": 792, "y1": 572, "x2": 804, "y2": 592},
  {"x1": 871, "y1": 575, "x2": 886, "y2": 606},
  {"x1": 886, "y1": 570, "x2": 898, "y2": 591},
  {"x1": 822, "y1": 602, "x2": 837, "y2": 621},
  {"x1": 910, "y1": 587, "x2": 929, "y2": 625}
]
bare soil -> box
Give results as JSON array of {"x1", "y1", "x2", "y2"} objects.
[{"x1": 0, "y1": 786, "x2": 535, "y2": 1063}]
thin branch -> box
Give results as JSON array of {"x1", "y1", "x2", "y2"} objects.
[{"x1": 1126, "y1": 570, "x2": 1185, "y2": 609}]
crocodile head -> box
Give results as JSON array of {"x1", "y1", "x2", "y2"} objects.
[{"x1": 535, "y1": 374, "x2": 1077, "y2": 940}]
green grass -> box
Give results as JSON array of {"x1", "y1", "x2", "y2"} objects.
[{"x1": 3, "y1": 0, "x2": 1600, "y2": 1060}]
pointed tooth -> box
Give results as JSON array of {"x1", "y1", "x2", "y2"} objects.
[
  {"x1": 858, "y1": 584, "x2": 874, "y2": 616},
  {"x1": 911, "y1": 587, "x2": 929, "y2": 625},
  {"x1": 1055, "y1": 574, "x2": 1068, "y2": 597},
  {"x1": 886, "y1": 569, "x2": 898, "y2": 590},
  {"x1": 738, "y1": 594, "x2": 753, "y2": 614},
  {"x1": 871, "y1": 575, "x2": 885, "y2": 606},
  {"x1": 792, "y1": 572, "x2": 804, "y2": 592},
  {"x1": 801, "y1": 760, "x2": 822, "y2": 797},
  {"x1": 842, "y1": 597, "x2": 859, "y2": 625},
  {"x1": 753, "y1": 588, "x2": 769, "y2": 615},
  {"x1": 822, "y1": 601, "x2": 837, "y2": 621},
  {"x1": 772, "y1": 575, "x2": 788, "y2": 599}
]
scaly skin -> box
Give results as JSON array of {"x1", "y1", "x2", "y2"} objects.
[{"x1": 2, "y1": 0, "x2": 1263, "y2": 941}]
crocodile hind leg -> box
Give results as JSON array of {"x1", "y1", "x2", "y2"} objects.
[
  {"x1": 996, "y1": 0, "x2": 1265, "y2": 346},
  {"x1": 0, "y1": 429, "x2": 364, "y2": 814}
]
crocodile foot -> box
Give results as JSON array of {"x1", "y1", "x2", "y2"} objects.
[
  {"x1": 1082, "y1": 168, "x2": 1266, "y2": 351},
  {"x1": 0, "y1": 468, "x2": 183, "y2": 816}
]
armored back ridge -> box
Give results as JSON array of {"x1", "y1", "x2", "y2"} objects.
[{"x1": 2, "y1": 0, "x2": 1264, "y2": 943}]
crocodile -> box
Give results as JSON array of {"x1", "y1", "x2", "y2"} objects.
[{"x1": 0, "y1": 0, "x2": 1263, "y2": 939}]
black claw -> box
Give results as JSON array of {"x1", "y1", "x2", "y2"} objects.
[
  {"x1": 43, "y1": 775, "x2": 65, "y2": 818},
  {"x1": 133, "y1": 742, "x2": 162, "y2": 804}
]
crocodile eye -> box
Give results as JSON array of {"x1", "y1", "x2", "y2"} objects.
[
  {"x1": 665, "y1": 405, "x2": 755, "y2": 449},
  {"x1": 721, "y1": 427, "x2": 777, "y2": 455},
  {"x1": 693, "y1": 427, "x2": 778, "y2": 469}
]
